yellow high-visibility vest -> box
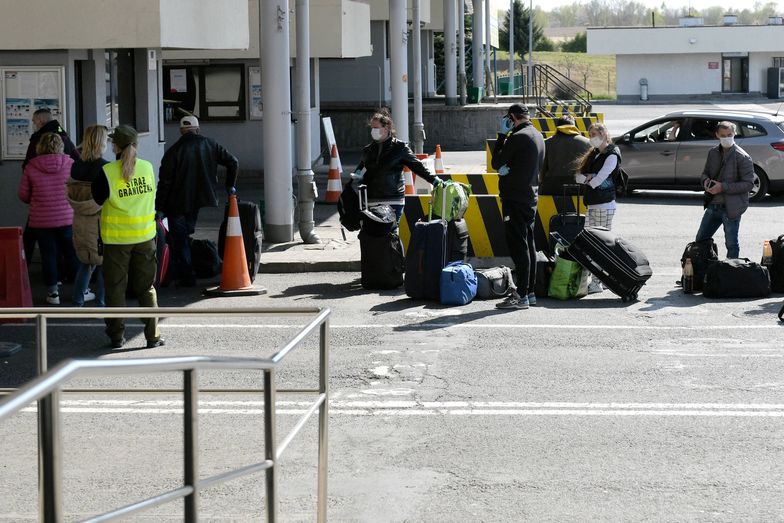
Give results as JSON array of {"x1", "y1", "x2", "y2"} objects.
[{"x1": 100, "y1": 159, "x2": 156, "y2": 245}]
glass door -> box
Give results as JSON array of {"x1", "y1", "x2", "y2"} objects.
[{"x1": 722, "y1": 57, "x2": 749, "y2": 93}]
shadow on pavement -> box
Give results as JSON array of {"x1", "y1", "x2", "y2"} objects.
[
  {"x1": 272, "y1": 279, "x2": 405, "y2": 300},
  {"x1": 392, "y1": 309, "x2": 513, "y2": 331}
]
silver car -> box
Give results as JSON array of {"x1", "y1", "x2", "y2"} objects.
[{"x1": 614, "y1": 110, "x2": 784, "y2": 201}]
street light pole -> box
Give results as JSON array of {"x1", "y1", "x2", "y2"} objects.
[
  {"x1": 458, "y1": 0, "x2": 467, "y2": 105},
  {"x1": 412, "y1": 0, "x2": 424, "y2": 154},
  {"x1": 527, "y1": 0, "x2": 533, "y2": 98},
  {"x1": 508, "y1": 0, "x2": 514, "y2": 95}
]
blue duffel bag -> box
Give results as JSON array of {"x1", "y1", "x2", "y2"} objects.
[{"x1": 440, "y1": 261, "x2": 477, "y2": 305}]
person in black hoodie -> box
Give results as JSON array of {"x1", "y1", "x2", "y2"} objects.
[
  {"x1": 156, "y1": 115, "x2": 238, "y2": 286},
  {"x1": 351, "y1": 108, "x2": 440, "y2": 223},
  {"x1": 491, "y1": 104, "x2": 545, "y2": 310},
  {"x1": 67, "y1": 125, "x2": 109, "y2": 306}
]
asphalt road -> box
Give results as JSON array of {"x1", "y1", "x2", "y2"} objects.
[{"x1": 2, "y1": 187, "x2": 784, "y2": 521}]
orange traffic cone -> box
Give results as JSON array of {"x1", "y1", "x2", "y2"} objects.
[
  {"x1": 403, "y1": 166, "x2": 416, "y2": 195},
  {"x1": 324, "y1": 144, "x2": 342, "y2": 203},
  {"x1": 434, "y1": 144, "x2": 445, "y2": 174},
  {"x1": 203, "y1": 195, "x2": 266, "y2": 297},
  {"x1": 0, "y1": 227, "x2": 33, "y2": 330}
]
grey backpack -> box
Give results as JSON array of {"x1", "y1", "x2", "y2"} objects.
[{"x1": 475, "y1": 266, "x2": 515, "y2": 299}]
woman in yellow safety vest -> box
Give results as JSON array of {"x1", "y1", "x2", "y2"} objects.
[{"x1": 91, "y1": 125, "x2": 164, "y2": 349}]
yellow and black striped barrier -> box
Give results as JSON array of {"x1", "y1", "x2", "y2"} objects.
[
  {"x1": 399, "y1": 193, "x2": 586, "y2": 259},
  {"x1": 400, "y1": 195, "x2": 507, "y2": 257},
  {"x1": 542, "y1": 104, "x2": 586, "y2": 114},
  {"x1": 437, "y1": 173, "x2": 499, "y2": 195}
]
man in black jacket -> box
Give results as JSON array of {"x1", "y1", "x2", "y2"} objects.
[
  {"x1": 156, "y1": 116, "x2": 239, "y2": 286},
  {"x1": 491, "y1": 104, "x2": 545, "y2": 309},
  {"x1": 23, "y1": 108, "x2": 80, "y2": 169},
  {"x1": 538, "y1": 115, "x2": 591, "y2": 195}
]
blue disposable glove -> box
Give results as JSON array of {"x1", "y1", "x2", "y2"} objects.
[
  {"x1": 432, "y1": 176, "x2": 443, "y2": 186},
  {"x1": 498, "y1": 165, "x2": 510, "y2": 176},
  {"x1": 499, "y1": 115, "x2": 513, "y2": 134},
  {"x1": 350, "y1": 171, "x2": 364, "y2": 183}
]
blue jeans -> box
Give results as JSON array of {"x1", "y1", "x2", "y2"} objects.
[
  {"x1": 168, "y1": 211, "x2": 199, "y2": 283},
  {"x1": 696, "y1": 204, "x2": 741, "y2": 259},
  {"x1": 72, "y1": 263, "x2": 105, "y2": 306},
  {"x1": 29, "y1": 226, "x2": 78, "y2": 292}
]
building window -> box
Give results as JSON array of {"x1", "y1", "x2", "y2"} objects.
[
  {"x1": 105, "y1": 50, "x2": 136, "y2": 128},
  {"x1": 774, "y1": 57, "x2": 784, "y2": 68},
  {"x1": 163, "y1": 64, "x2": 246, "y2": 122}
]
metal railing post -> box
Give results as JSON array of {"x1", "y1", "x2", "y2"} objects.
[
  {"x1": 264, "y1": 369, "x2": 278, "y2": 522},
  {"x1": 184, "y1": 369, "x2": 199, "y2": 522},
  {"x1": 317, "y1": 319, "x2": 329, "y2": 523},
  {"x1": 39, "y1": 390, "x2": 62, "y2": 522},
  {"x1": 36, "y1": 314, "x2": 47, "y2": 374}
]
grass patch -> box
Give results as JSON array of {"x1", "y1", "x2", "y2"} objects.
[{"x1": 493, "y1": 51, "x2": 616, "y2": 100}]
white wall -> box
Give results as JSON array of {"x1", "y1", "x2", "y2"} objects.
[{"x1": 616, "y1": 53, "x2": 722, "y2": 97}]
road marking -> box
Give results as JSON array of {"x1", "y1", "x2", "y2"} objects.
[
  {"x1": 3, "y1": 322, "x2": 784, "y2": 330},
  {"x1": 16, "y1": 400, "x2": 784, "y2": 418}
]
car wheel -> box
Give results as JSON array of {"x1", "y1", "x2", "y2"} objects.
[{"x1": 749, "y1": 167, "x2": 768, "y2": 203}]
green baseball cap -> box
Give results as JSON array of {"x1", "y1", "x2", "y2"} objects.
[{"x1": 109, "y1": 125, "x2": 138, "y2": 148}]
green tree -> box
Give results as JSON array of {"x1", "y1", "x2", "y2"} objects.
[
  {"x1": 561, "y1": 32, "x2": 587, "y2": 53},
  {"x1": 535, "y1": 36, "x2": 558, "y2": 52},
  {"x1": 499, "y1": 0, "x2": 544, "y2": 60}
]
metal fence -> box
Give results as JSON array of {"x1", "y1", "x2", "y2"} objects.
[{"x1": 0, "y1": 307, "x2": 330, "y2": 523}]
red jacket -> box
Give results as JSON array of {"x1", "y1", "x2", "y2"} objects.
[{"x1": 18, "y1": 154, "x2": 75, "y2": 228}]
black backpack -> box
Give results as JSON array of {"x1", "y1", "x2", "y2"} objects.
[
  {"x1": 681, "y1": 239, "x2": 718, "y2": 292},
  {"x1": 360, "y1": 204, "x2": 396, "y2": 237},
  {"x1": 767, "y1": 234, "x2": 784, "y2": 293},
  {"x1": 337, "y1": 181, "x2": 362, "y2": 232}
]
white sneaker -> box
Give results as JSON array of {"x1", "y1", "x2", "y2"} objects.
[
  {"x1": 46, "y1": 293, "x2": 60, "y2": 305},
  {"x1": 587, "y1": 281, "x2": 604, "y2": 294},
  {"x1": 83, "y1": 290, "x2": 96, "y2": 302}
]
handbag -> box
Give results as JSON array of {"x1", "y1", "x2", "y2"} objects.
[
  {"x1": 431, "y1": 180, "x2": 471, "y2": 222},
  {"x1": 440, "y1": 261, "x2": 477, "y2": 305},
  {"x1": 547, "y1": 246, "x2": 589, "y2": 300},
  {"x1": 475, "y1": 266, "x2": 514, "y2": 299}
]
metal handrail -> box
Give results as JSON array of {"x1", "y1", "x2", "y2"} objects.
[
  {"x1": 0, "y1": 306, "x2": 331, "y2": 523},
  {"x1": 532, "y1": 63, "x2": 593, "y2": 114}
]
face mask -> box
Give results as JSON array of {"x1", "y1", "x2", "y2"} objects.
[
  {"x1": 589, "y1": 136, "x2": 604, "y2": 148},
  {"x1": 371, "y1": 128, "x2": 385, "y2": 141},
  {"x1": 719, "y1": 136, "x2": 735, "y2": 148}
]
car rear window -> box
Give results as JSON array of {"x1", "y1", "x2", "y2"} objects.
[
  {"x1": 777, "y1": 122, "x2": 784, "y2": 134},
  {"x1": 735, "y1": 121, "x2": 767, "y2": 138}
]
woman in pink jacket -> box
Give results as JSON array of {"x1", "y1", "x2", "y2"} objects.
[{"x1": 18, "y1": 132, "x2": 78, "y2": 304}]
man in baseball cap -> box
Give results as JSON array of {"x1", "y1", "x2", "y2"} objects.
[{"x1": 156, "y1": 116, "x2": 238, "y2": 286}]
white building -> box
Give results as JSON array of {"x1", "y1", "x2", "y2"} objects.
[{"x1": 588, "y1": 17, "x2": 784, "y2": 101}]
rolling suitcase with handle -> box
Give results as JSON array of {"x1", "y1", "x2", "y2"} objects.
[
  {"x1": 548, "y1": 184, "x2": 586, "y2": 254},
  {"x1": 566, "y1": 226, "x2": 652, "y2": 302},
  {"x1": 405, "y1": 184, "x2": 450, "y2": 300}
]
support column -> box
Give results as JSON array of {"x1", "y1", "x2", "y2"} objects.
[
  {"x1": 389, "y1": 0, "x2": 409, "y2": 143},
  {"x1": 412, "y1": 0, "x2": 424, "y2": 154},
  {"x1": 295, "y1": 0, "x2": 319, "y2": 244},
  {"x1": 484, "y1": 0, "x2": 491, "y2": 94},
  {"x1": 508, "y1": 0, "x2": 514, "y2": 95},
  {"x1": 528, "y1": 0, "x2": 533, "y2": 97},
  {"x1": 444, "y1": 0, "x2": 457, "y2": 105},
  {"x1": 471, "y1": 0, "x2": 484, "y2": 101},
  {"x1": 261, "y1": 1, "x2": 294, "y2": 243},
  {"x1": 458, "y1": 0, "x2": 467, "y2": 105}
]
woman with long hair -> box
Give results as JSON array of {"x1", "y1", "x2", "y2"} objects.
[
  {"x1": 575, "y1": 122, "x2": 622, "y2": 294},
  {"x1": 18, "y1": 132, "x2": 78, "y2": 304},
  {"x1": 68, "y1": 125, "x2": 109, "y2": 306},
  {"x1": 91, "y1": 125, "x2": 163, "y2": 349},
  {"x1": 352, "y1": 108, "x2": 439, "y2": 222}
]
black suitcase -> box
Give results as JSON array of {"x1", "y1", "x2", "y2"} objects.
[
  {"x1": 681, "y1": 239, "x2": 718, "y2": 292},
  {"x1": 548, "y1": 184, "x2": 585, "y2": 254},
  {"x1": 703, "y1": 258, "x2": 771, "y2": 299},
  {"x1": 359, "y1": 230, "x2": 404, "y2": 290},
  {"x1": 567, "y1": 226, "x2": 652, "y2": 302},
  {"x1": 190, "y1": 238, "x2": 221, "y2": 278},
  {"x1": 767, "y1": 234, "x2": 784, "y2": 293},
  {"x1": 405, "y1": 218, "x2": 447, "y2": 300},
  {"x1": 447, "y1": 219, "x2": 469, "y2": 263},
  {"x1": 219, "y1": 200, "x2": 263, "y2": 282}
]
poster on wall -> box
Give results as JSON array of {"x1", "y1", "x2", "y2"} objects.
[
  {"x1": 1, "y1": 67, "x2": 66, "y2": 160},
  {"x1": 249, "y1": 66, "x2": 262, "y2": 120}
]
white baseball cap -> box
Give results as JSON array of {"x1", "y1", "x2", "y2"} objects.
[{"x1": 180, "y1": 115, "x2": 199, "y2": 129}]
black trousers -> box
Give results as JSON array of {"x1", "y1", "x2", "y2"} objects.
[{"x1": 502, "y1": 199, "x2": 537, "y2": 294}]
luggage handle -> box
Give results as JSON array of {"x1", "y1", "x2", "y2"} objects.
[
  {"x1": 358, "y1": 184, "x2": 368, "y2": 212},
  {"x1": 561, "y1": 183, "x2": 583, "y2": 219}
]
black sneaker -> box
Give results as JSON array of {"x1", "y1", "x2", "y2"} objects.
[
  {"x1": 146, "y1": 338, "x2": 166, "y2": 349},
  {"x1": 110, "y1": 337, "x2": 126, "y2": 349},
  {"x1": 496, "y1": 293, "x2": 529, "y2": 310}
]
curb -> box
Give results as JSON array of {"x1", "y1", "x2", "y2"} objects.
[{"x1": 259, "y1": 260, "x2": 361, "y2": 273}]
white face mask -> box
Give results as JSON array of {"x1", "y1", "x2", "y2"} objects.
[
  {"x1": 719, "y1": 136, "x2": 735, "y2": 148},
  {"x1": 371, "y1": 127, "x2": 386, "y2": 141},
  {"x1": 589, "y1": 136, "x2": 604, "y2": 148}
]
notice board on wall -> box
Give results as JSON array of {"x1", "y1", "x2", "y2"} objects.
[{"x1": 1, "y1": 67, "x2": 66, "y2": 160}]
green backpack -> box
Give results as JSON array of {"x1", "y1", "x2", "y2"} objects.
[{"x1": 431, "y1": 180, "x2": 471, "y2": 222}]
